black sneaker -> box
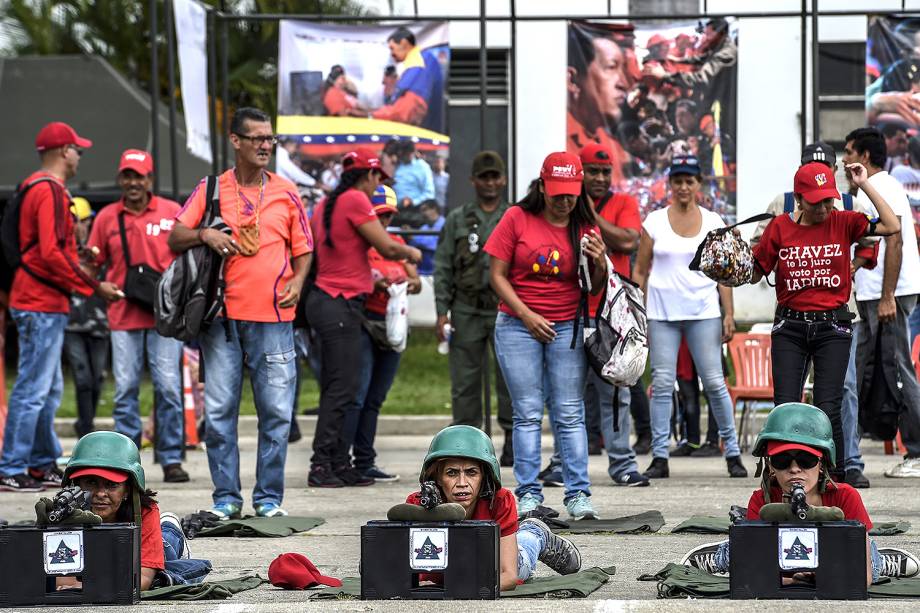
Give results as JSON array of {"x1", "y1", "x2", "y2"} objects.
[
  {"x1": 671, "y1": 443, "x2": 696, "y2": 457},
  {"x1": 726, "y1": 455, "x2": 748, "y2": 478},
  {"x1": 691, "y1": 442, "x2": 721, "y2": 457},
  {"x1": 0, "y1": 473, "x2": 44, "y2": 492},
  {"x1": 308, "y1": 465, "x2": 345, "y2": 488},
  {"x1": 642, "y1": 458, "x2": 669, "y2": 479},
  {"x1": 29, "y1": 465, "x2": 64, "y2": 486},
  {"x1": 633, "y1": 433, "x2": 651, "y2": 455},
  {"x1": 361, "y1": 465, "x2": 399, "y2": 482},
  {"x1": 878, "y1": 547, "x2": 920, "y2": 578},
  {"x1": 844, "y1": 468, "x2": 870, "y2": 488},
  {"x1": 521, "y1": 517, "x2": 582, "y2": 575},
  {"x1": 500, "y1": 434, "x2": 514, "y2": 467},
  {"x1": 335, "y1": 465, "x2": 375, "y2": 487},
  {"x1": 163, "y1": 464, "x2": 190, "y2": 483},
  {"x1": 613, "y1": 470, "x2": 650, "y2": 487}
]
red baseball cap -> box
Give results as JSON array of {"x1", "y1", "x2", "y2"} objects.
[
  {"x1": 68, "y1": 467, "x2": 130, "y2": 483},
  {"x1": 342, "y1": 147, "x2": 390, "y2": 180},
  {"x1": 35, "y1": 122, "x2": 93, "y2": 152},
  {"x1": 118, "y1": 149, "x2": 154, "y2": 176},
  {"x1": 579, "y1": 143, "x2": 614, "y2": 167},
  {"x1": 540, "y1": 152, "x2": 584, "y2": 197},
  {"x1": 767, "y1": 440, "x2": 823, "y2": 458},
  {"x1": 794, "y1": 161, "x2": 840, "y2": 204},
  {"x1": 268, "y1": 553, "x2": 342, "y2": 590}
]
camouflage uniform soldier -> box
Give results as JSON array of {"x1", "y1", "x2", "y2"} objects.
[{"x1": 434, "y1": 151, "x2": 513, "y2": 466}]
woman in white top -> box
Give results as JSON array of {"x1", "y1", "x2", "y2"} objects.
[{"x1": 632, "y1": 155, "x2": 746, "y2": 479}]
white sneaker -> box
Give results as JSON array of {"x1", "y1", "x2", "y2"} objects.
[
  {"x1": 680, "y1": 541, "x2": 725, "y2": 575},
  {"x1": 517, "y1": 493, "x2": 541, "y2": 515},
  {"x1": 564, "y1": 492, "x2": 599, "y2": 520},
  {"x1": 884, "y1": 457, "x2": 920, "y2": 478},
  {"x1": 159, "y1": 511, "x2": 191, "y2": 559},
  {"x1": 878, "y1": 547, "x2": 920, "y2": 578}
]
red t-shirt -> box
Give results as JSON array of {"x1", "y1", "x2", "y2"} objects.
[
  {"x1": 176, "y1": 170, "x2": 313, "y2": 322},
  {"x1": 753, "y1": 211, "x2": 869, "y2": 311},
  {"x1": 311, "y1": 189, "x2": 378, "y2": 299},
  {"x1": 87, "y1": 196, "x2": 181, "y2": 330},
  {"x1": 140, "y1": 503, "x2": 165, "y2": 570},
  {"x1": 484, "y1": 206, "x2": 599, "y2": 321},
  {"x1": 10, "y1": 171, "x2": 97, "y2": 313},
  {"x1": 365, "y1": 234, "x2": 408, "y2": 315},
  {"x1": 405, "y1": 487, "x2": 519, "y2": 537},
  {"x1": 589, "y1": 191, "x2": 641, "y2": 315},
  {"x1": 745, "y1": 482, "x2": 873, "y2": 529}
]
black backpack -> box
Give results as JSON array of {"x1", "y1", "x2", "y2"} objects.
[
  {"x1": 1, "y1": 177, "x2": 70, "y2": 294},
  {"x1": 154, "y1": 176, "x2": 229, "y2": 343}
]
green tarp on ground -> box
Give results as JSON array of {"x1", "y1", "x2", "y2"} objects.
[
  {"x1": 671, "y1": 517, "x2": 910, "y2": 536},
  {"x1": 141, "y1": 575, "x2": 267, "y2": 600},
  {"x1": 550, "y1": 511, "x2": 665, "y2": 535},
  {"x1": 195, "y1": 516, "x2": 325, "y2": 538}
]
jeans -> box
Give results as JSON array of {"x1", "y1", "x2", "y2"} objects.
[
  {"x1": 773, "y1": 317, "x2": 853, "y2": 473},
  {"x1": 648, "y1": 318, "x2": 740, "y2": 460},
  {"x1": 841, "y1": 328, "x2": 864, "y2": 472},
  {"x1": 588, "y1": 371, "x2": 638, "y2": 478},
  {"x1": 342, "y1": 317, "x2": 402, "y2": 469},
  {"x1": 110, "y1": 329, "x2": 183, "y2": 465},
  {"x1": 307, "y1": 289, "x2": 366, "y2": 469},
  {"x1": 199, "y1": 319, "x2": 295, "y2": 508},
  {"x1": 909, "y1": 302, "x2": 920, "y2": 346},
  {"x1": 0, "y1": 309, "x2": 66, "y2": 476},
  {"x1": 856, "y1": 294, "x2": 920, "y2": 458},
  {"x1": 159, "y1": 520, "x2": 211, "y2": 585},
  {"x1": 63, "y1": 332, "x2": 107, "y2": 436},
  {"x1": 494, "y1": 313, "x2": 591, "y2": 502},
  {"x1": 516, "y1": 520, "x2": 546, "y2": 581},
  {"x1": 714, "y1": 537, "x2": 883, "y2": 584}
]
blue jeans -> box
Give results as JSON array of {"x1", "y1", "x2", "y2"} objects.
[
  {"x1": 0, "y1": 309, "x2": 66, "y2": 475},
  {"x1": 110, "y1": 329, "x2": 184, "y2": 465},
  {"x1": 715, "y1": 537, "x2": 883, "y2": 583},
  {"x1": 841, "y1": 328, "x2": 864, "y2": 472},
  {"x1": 516, "y1": 520, "x2": 546, "y2": 581},
  {"x1": 648, "y1": 318, "x2": 740, "y2": 459},
  {"x1": 199, "y1": 319, "x2": 295, "y2": 508},
  {"x1": 589, "y1": 371, "x2": 638, "y2": 478},
  {"x1": 494, "y1": 313, "x2": 591, "y2": 503},
  {"x1": 342, "y1": 320, "x2": 402, "y2": 470},
  {"x1": 159, "y1": 520, "x2": 211, "y2": 585}
]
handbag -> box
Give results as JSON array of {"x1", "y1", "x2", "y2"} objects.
[
  {"x1": 688, "y1": 213, "x2": 774, "y2": 287},
  {"x1": 118, "y1": 212, "x2": 161, "y2": 311}
]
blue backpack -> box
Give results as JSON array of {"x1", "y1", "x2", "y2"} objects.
[{"x1": 783, "y1": 191, "x2": 853, "y2": 214}]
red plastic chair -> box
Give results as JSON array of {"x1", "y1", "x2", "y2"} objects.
[{"x1": 727, "y1": 333, "x2": 773, "y2": 452}]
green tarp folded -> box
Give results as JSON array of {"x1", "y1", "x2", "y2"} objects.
[
  {"x1": 141, "y1": 575, "x2": 267, "y2": 600},
  {"x1": 195, "y1": 516, "x2": 325, "y2": 538},
  {"x1": 551, "y1": 511, "x2": 665, "y2": 535},
  {"x1": 670, "y1": 517, "x2": 910, "y2": 536}
]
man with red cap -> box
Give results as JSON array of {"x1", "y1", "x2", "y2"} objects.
[
  {"x1": 85, "y1": 149, "x2": 189, "y2": 483},
  {"x1": 0, "y1": 122, "x2": 119, "y2": 493}
]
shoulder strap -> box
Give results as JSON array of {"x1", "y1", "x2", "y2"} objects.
[
  {"x1": 116, "y1": 212, "x2": 133, "y2": 267},
  {"x1": 783, "y1": 192, "x2": 795, "y2": 214},
  {"x1": 842, "y1": 193, "x2": 854, "y2": 211},
  {"x1": 726, "y1": 212, "x2": 774, "y2": 230},
  {"x1": 202, "y1": 175, "x2": 219, "y2": 228}
]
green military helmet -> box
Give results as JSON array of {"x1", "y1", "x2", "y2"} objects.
[
  {"x1": 64, "y1": 431, "x2": 146, "y2": 490},
  {"x1": 420, "y1": 425, "x2": 501, "y2": 487},
  {"x1": 752, "y1": 402, "x2": 836, "y2": 467}
]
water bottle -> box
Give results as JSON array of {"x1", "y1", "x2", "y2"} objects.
[{"x1": 437, "y1": 323, "x2": 452, "y2": 355}]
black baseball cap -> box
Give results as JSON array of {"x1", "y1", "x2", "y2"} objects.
[
  {"x1": 471, "y1": 150, "x2": 506, "y2": 177},
  {"x1": 800, "y1": 141, "x2": 836, "y2": 168}
]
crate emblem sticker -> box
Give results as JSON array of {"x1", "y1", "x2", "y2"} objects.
[
  {"x1": 43, "y1": 530, "x2": 85, "y2": 574},
  {"x1": 409, "y1": 527, "x2": 448, "y2": 570},
  {"x1": 778, "y1": 527, "x2": 818, "y2": 570}
]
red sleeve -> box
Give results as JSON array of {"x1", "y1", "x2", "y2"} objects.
[
  {"x1": 323, "y1": 88, "x2": 349, "y2": 116},
  {"x1": 746, "y1": 489, "x2": 766, "y2": 520},
  {"x1": 283, "y1": 185, "x2": 314, "y2": 257},
  {"x1": 492, "y1": 489, "x2": 519, "y2": 537},
  {"x1": 609, "y1": 194, "x2": 642, "y2": 233},
  {"x1": 372, "y1": 91, "x2": 429, "y2": 125},
  {"x1": 140, "y1": 504, "x2": 165, "y2": 571},
  {"x1": 87, "y1": 206, "x2": 113, "y2": 267},
  {"x1": 854, "y1": 241, "x2": 879, "y2": 270},
  {"x1": 846, "y1": 210, "x2": 871, "y2": 243},
  {"x1": 343, "y1": 191, "x2": 378, "y2": 229},
  {"x1": 31, "y1": 183, "x2": 96, "y2": 295},
  {"x1": 752, "y1": 218, "x2": 779, "y2": 274},
  {"x1": 483, "y1": 207, "x2": 519, "y2": 263},
  {"x1": 175, "y1": 178, "x2": 208, "y2": 228},
  {"x1": 830, "y1": 484, "x2": 873, "y2": 530}
]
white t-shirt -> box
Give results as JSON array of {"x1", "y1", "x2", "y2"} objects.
[
  {"x1": 643, "y1": 206, "x2": 725, "y2": 321},
  {"x1": 854, "y1": 170, "x2": 920, "y2": 301},
  {"x1": 891, "y1": 164, "x2": 920, "y2": 208}
]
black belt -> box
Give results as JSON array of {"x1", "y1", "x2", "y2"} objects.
[{"x1": 776, "y1": 305, "x2": 854, "y2": 323}]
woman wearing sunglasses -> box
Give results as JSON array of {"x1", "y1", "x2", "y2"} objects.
[{"x1": 679, "y1": 403, "x2": 919, "y2": 585}]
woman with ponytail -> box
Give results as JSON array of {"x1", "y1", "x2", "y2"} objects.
[
  {"x1": 307, "y1": 148, "x2": 421, "y2": 488},
  {"x1": 484, "y1": 152, "x2": 607, "y2": 521}
]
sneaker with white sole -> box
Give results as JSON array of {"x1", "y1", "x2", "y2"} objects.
[
  {"x1": 680, "y1": 541, "x2": 725, "y2": 575},
  {"x1": 564, "y1": 492, "x2": 598, "y2": 520},
  {"x1": 517, "y1": 493, "x2": 541, "y2": 516},
  {"x1": 613, "y1": 471, "x2": 650, "y2": 487},
  {"x1": 0, "y1": 473, "x2": 44, "y2": 492},
  {"x1": 878, "y1": 547, "x2": 920, "y2": 578},
  {"x1": 520, "y1": 517, "x2": 582, "y2": 575},
  {"x1": 208, "y1": 502, "x2": 242, "y2": 520},
  {"x1": 884, "y1": 457, "x2": 920, "y2": 478},
  {"x1": 361, "y1": 466, "x2": 400, "y2": 482},
  {"x1": 254, "y1": 502, "x2": 288, "y2": 518},
  {"x1": 159, "y1": 512, "x2": 191, "y2": 559}
]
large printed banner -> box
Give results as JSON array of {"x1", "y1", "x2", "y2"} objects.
[
  {"x1": 277, "y1": 21, "x2": 449, "y2": 216},
  {"x1": 173, "y1": 0, "x2": 211, "y2": 163},
  {"x1": 567, "y1": 19, "x2": 738, "y2": 220},
  {"x1": 867, "y1": 17, "x2": 920, "y2": 134}
]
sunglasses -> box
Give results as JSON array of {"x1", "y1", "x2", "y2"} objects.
[
  {"x1": 234, "y1": 133, "x2": 278, "y2": 147},
  {"x1": 769, "y1": 451, "x2": 821, "y2": 470},
  {"x1": 67, "y1": 145, "x2": 84, "y2": 157}
]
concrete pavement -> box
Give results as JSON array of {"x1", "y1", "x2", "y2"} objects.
[{"x1": 2, "y1": 427, "x2": 919, "y2": 611}]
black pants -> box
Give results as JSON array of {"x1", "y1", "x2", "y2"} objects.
[
  {"x1": 584, "y1": 377, "x2": 603, "y2": 442},
  {"x1": 629, "y1": 379, "x2": 651, "y2": 437},
  {"x1": 307, "y1": 289, "x2": 366, "y2": 469},
  {"x1": 771, "y1": 317, "x2": 852, "y2": 473},
  {"x1": 62, "y1": 332, "x2": 108, "y2": 437}
]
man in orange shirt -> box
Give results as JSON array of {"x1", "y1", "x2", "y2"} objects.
[
  {"x1": 169, "y1": 107, "x2": 313, "y2": 519},
  {"x1": 0, "y1": 122, "x2": 119, "y2": 493}
]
